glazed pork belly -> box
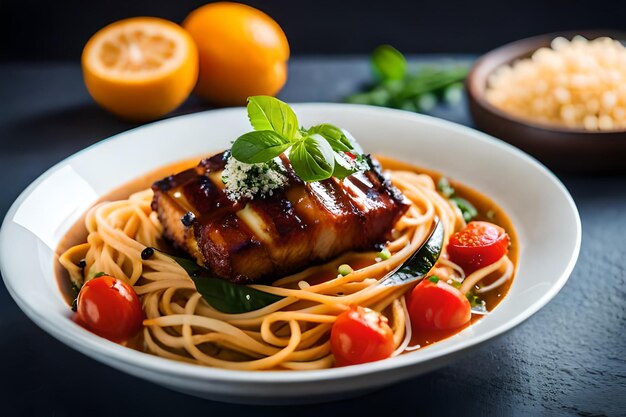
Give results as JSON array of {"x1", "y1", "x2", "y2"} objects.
[{"x1": 151, "y1": 152, "x2": 409, "y2": 284}]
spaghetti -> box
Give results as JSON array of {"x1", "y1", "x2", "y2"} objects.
[{"x1": 59, "y1": 167, "x2": 515, "y2": 370}]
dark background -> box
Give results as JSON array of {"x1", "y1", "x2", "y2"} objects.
[
  {"x1": 2, "y1": 1, "x2": 626, "y2": 416},
  {"x1": 1, "y1": 0, "x2": 626, "y2": 61}
]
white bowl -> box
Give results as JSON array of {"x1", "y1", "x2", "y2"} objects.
[{"x1": 0, "y1": 104, "x2": 581, "y2": 404}]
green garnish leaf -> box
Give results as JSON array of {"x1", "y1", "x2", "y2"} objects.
[
  {"x1": 333, "y1": 153, "x2": 370, "y2": 179},
  {"x1": 371, "y1": 45, "x2": 407, "y2": 81},
  {"x1": 380, "y1": 219, "x2": 444, "y2": 287},
  {"x1": 231, "y1": 130, "x2": 291, "y2": 164},
  {"x1": 247, "y1": 96, "x2": 299, "y2": 140},
  {"x1": 306, "y1": 124, "x2": 353, "y2": 152},
  {"x1": 428, "y1": 276, "x2": 440, "y2": 283},
  {"x1": 437, "y1": 177, "x2": 455, "y2": 198},
  {"x1": 331, "y1": 151, "x2": 358, "y2": 179},
  {"x1": 451, "y1": 197, "x2": 478, "y2": 222},
  {"x1": 450, "y1": 280, "x2": 462, "y2": 289},
  {"x1": 289, "y1": 135, "x2": 335, "y2": 182},
  {"x1": 466, "y1": 292, "x2": 488, "y2": 314},
  {"x1": 229, "y1": 96, "x2": 368, "y2": 189},
  {"x1": 160, "y1": 251, "x2": 283, "y2": 314},
  {"x1": 377, "y1": 247, "x2": 391, "y2": 260},
  {"x1": 93, "y1": 272, "x2": 106, "y2": 278},
  {"x1": 437, "y1": 177, "x2": 479, "y2": 221}
]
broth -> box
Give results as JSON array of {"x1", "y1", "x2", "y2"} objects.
[{"x1": 56, "y1": 154, "x2": 518, "y2": 355}]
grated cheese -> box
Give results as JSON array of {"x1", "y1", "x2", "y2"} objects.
[{"x1": 221, "y1": 156, "x2": 288, "y2": 201}]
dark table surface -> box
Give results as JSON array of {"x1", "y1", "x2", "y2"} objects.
[{"x1": 1, "y1": 57, "x2": 625, "y2": 417}]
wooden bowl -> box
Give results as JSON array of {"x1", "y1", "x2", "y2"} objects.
[{"x1": 466, "y1": 31, "x2": 626, "y2": 173}]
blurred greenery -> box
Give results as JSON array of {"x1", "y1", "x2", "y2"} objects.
[{"x1": 346, "y1": 45, "x2": 469, "y2": 112}]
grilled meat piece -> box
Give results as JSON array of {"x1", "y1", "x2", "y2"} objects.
[{"x1": 152, "y1": 152, "x2": 409, "y2": 284}]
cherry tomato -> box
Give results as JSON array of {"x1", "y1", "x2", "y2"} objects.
[
  {"x1": 330, "y1": 306, "x2": 395, "y2": 367},
  {"x1": 407, "y1": 277, "x2": 471, "y2": 331},
  {"x1": 447, "y1": 221, "x2": 509, "y2": 273},
  {"x1": 76, "y1": 275, "x2": 144, "y2": 342}
]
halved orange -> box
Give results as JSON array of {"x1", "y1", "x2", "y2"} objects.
[{"x1": 82, "y1": 17, "x2": 198, "y2": 122}]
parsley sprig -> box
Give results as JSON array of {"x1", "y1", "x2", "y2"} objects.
[{"x1": 231, "y1": 96, "x2": 367, "y2": 182}]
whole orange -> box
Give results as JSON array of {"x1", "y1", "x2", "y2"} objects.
[{"x1": 183, "y1": 2, "x2": 289, "y2": 106}]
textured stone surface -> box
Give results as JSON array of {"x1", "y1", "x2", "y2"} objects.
[{"x1": 1, "y1": 59, "x2": 625, "y2": 416}]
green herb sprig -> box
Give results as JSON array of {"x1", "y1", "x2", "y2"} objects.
[
  {"x1": 466, "y1": 291, "x2": 487, "y2": 314},
  {"x1": 437, "y1": 177, "x2": 478, "y2": 222},
  {"x1": 231, "y1": 96, "x2": 367, "y2": 182},
  {"x1": 449, "y1": 278, "x2": 488, "y2": 314},
  {"x1": 346, "y1": 45, "x2": 468, "y2": 112}
]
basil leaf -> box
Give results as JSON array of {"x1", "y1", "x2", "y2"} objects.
[
  {"x1": 231, "y1": 130, "x2": 292, "y2": 163},
  {"x1": 161, "y1": 252, "x2": 283, "y2": 314},
  {"x1": 451, "y1": 197, "x2": 478, "y2": 222},
  {"x1": 332, "y1": 151, "x2": 357, "y2": 179},
  {"x1": 331, "y1": 152, "x2": 369, "y2": 179},
  {"x1": 290, "y1": 135, "x2": 335, "y2": 182},
  {"x1": 307, "y1": 124, "x2": 353, "y2": 152},
  {"x1": 380, "y1": 219, "x2": 444, "y2": 287},
  {"x1": 371, "y1": 44, "x2": 407, "y2": 81},
  {"x1": 247, "y1": 96, "x2": 299, "y2": 140}
]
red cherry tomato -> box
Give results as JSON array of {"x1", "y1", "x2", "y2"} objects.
[
  {"x1": 447, "y1": 221, "x2": 509, "y2": 273},
  {"x1": 76, "y1": 275, "x2": 144, "y2": 342},
  {"x1": 407, "y1": 278, "x2": 471, "y2": 331},
  {"x1": 330, "y1": 306, "x2": 395, "y2": 367}
]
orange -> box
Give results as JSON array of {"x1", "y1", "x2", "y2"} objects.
[
  {"x1": 82, "y1": 17, "x2": 198, "y2": 122},
  {"x1": 183, "y1": 2, "x2": 289, "y2": 106}
]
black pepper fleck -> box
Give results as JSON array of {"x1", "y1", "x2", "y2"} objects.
[
  {"x1": 154, "y1": 176, "x2": 174, "y2": 192},
  {"x1": 181, "y1": 211, "x2": 196, "y2": 227},
  {"x1": 78, "y1": 259, "x2": 86, "y2": 268},
  {"x1": 141, "y1": 247, "x2": 155, "y2": 260}
]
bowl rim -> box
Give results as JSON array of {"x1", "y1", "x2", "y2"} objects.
[
  {"x1": 466, "y1": 29, "x2": 626, "y2": 136},
  {"x1": 0, "y1": 103, "x2": 582, "y2": 385}
]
